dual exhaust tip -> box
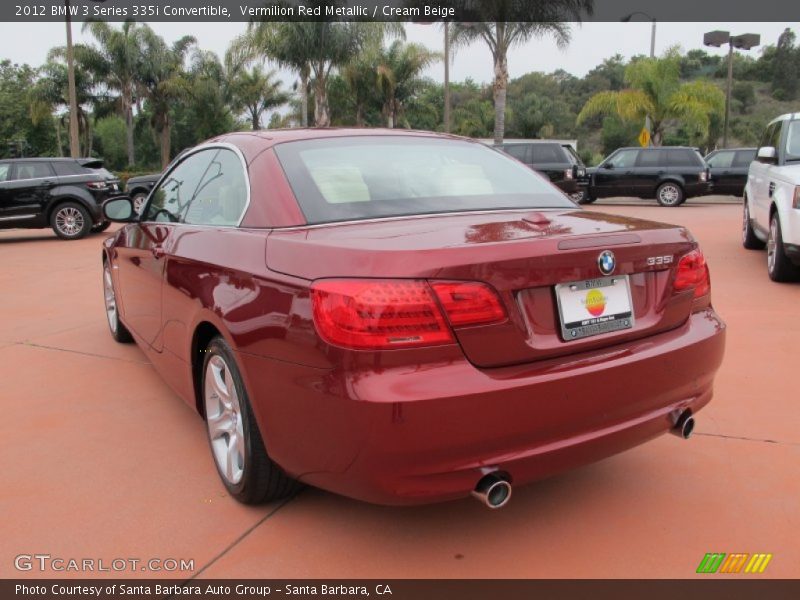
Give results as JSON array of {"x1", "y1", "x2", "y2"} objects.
[{"x1": 471, "y1": 411, "x2": 696, "y2": 509}]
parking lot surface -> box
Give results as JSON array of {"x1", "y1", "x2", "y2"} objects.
[{"x1": 1, "y1": 197, "x2": 797, "y2": 579}]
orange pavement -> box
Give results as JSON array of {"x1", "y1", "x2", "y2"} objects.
[{"x1": 1, "y1": 198, "x2": 797, "y2": 579}]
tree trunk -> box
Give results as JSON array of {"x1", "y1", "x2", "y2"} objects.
[
  {"x1": 160, "y1": 120, "x2": 171, "y2": 169},
  {"x1": 124, "y1": 101, "x2": 135, "y2": 167},
  {"x1": 652, "y1": 124, "x2": 663, "y2": 147},
  {"x1": 492, "y1": 50, "x2": 509, "y2": 146},
  {"x1": 300, "y1": 72, "x2": 309, "y2": 127},
  {"x1": 355, "y1": 103, "x2": 364, "y2": 127},
  {"x1": 251, "y1": 107, "x2": 261, "y2": 131},
  {"x1": 314, "y1": 76, "x2": 330, "y2": 127},
  {"x1": 55, "y1": 121, "x2": 63, "y2": 157}
]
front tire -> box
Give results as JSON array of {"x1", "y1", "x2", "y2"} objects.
[
  {"x1": 202, "y1": 336, "x2": 300, "y2": 504},
  {"x1": 132, "y1": 193, "x2": 147, "y2": 215},
  {"x1": 51, "y1": 202, "x2": 92, "y2": 239},
  {"x1": 103, "y1": 262, "x2": 133, "y2": 343},
  {"x1": 767, "y1": 213, "x2": 800, "y2": 282},
  {"x1": 91, "y1": 221, "x2": 111, "y2": 234},
  {"x1": 656, "y1": 182, "x2": 684, "y2": 207},
  {"x1": 742, "y1": 198, "x2": 765, "y2": 250}
]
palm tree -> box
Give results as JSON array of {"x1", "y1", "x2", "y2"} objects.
[
  {"x1": 577, "y1": 49, "x2": 726, "y2": 146},
  {"x1": 227, "y1": 65, "x2": 289, "y2": 130},
  {"x1": 233, "y1": 17, "x2": 402, "y2": 127},
  {"x1": 138, "y1": 30, "x2": 196, "y2": 168},
  {"x1": 80, "y1": 21, "x2": 147, "y2": 167},
  {"x1": 376, "y1": 41, "x2": 440, "y2": 128},
  {"x1": 450, "y1": 1, "x2": 592, "y2": 144}
]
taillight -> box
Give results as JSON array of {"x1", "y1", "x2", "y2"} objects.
[
  {"x1": 430, "y1": 281, "x2": 506, "y2": 327},
  {"x1": 310, "y1": 279, "x2": 506, "y2": 350},
  {"x1": 564, "y1": 169, "x2": 574, "y2": 180},
  {"x1": 699, "y1": 170, "x2": 708, "y2": 183},
  {"x1": 311, "y1": 280, "x2": 453, "y2": 350},
  {"x1": 793, "y1": 186, "x2": 800, "y2": 209},
  {"x1": 674, "y1": 249, "x2": 710, "y2": 299}
]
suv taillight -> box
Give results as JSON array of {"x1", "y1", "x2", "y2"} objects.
[
  {"x1": 674, "y1": 249, "x2": 710, "y2": 299},
  {"x1": 311, "y1": 279, "x2": 505, "y2": 350},
  {"x1": 564, "y1": 169, "x2": 574, "y2": 180},
  {"x1": 699, "y1": 170, "x2": 708, "y2": 183}
]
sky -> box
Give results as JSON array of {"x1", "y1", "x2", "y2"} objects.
[{"x1": 0, "y1": 21, "x2": 797, "y2": 89}]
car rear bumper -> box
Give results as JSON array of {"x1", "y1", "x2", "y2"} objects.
[{"x1": 241, "y1": 308, "x2": 725, "y2": 505}]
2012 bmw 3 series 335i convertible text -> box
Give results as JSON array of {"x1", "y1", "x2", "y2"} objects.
[{"x1": 100, "y1": 130, "x2": 725, "y2": 509}]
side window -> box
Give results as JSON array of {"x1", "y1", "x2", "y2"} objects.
[
  {"x1": 733, "y1": 150, "x2": 756, "y2": 167},
  {"x1": 14, "y1": 162, "x2": 54, "y2": 181},
  {"x1": 760, "y1": 122, "x2": 779, "y2": 149},
  {"x1": 0, "y1": 163, "x2": 10, "y2": 182},
  {"x1": 606, "y1": 149, "x2": 639, "y2": 168},
  {"x1": 636, "y1": 149, "x2": 663, "y2": 167},
  {"x1": 51, "y1": 161, "x2": 85, "y2": 176},
  {"x1": 503, "y1": 145, "x2": 529, "y2": 162},
  {"x1": 182, "y1": 149, "x2": 249, "y2": 227},
  {"x1": 667, "y1": 149, "x2": 701, "y2": 167},
  {"x1": 143, "y1": 150, "x2": 216, "y2": 223},
  {"x1": 530, "y1": 144, "x2": 562, "y2": 163},
  {"x1": 768, "y1": 121, "x2": 783, "y2": 150},
  {"x1": 706, "y1": 152, "x2": 733, "y2": 168}
]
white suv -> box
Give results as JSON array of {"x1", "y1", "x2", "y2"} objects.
[{"x1": 743, "y1": 113, "x2": 800, "y2": 282}]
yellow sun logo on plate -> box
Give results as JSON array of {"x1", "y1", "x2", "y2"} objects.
[{"x1": 585, "y1": 289, "x2": 606, "y2": 317}]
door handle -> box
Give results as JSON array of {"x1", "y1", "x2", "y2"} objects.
[{"x1": 151, "y1": 246, "x2": 165, "y2": 259}]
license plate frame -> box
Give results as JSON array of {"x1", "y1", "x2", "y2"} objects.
[{"x1": 554, "y1": 275, "x2": 635, "y2": 341}]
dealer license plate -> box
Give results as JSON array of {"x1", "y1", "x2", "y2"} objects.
[{"x1": 554, "y1": 276, "x2": 634, "y2": 341}]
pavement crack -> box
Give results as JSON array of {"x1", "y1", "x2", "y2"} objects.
[
  {"x1": 695, "y1": 432, "x2": 800, "y2": 447},
  {"x1": 19, "y1": 341, "x2": 151, "y2": 365},
  {"x1": 177, "y1": 491, "x2": 302, "y2": 586}
]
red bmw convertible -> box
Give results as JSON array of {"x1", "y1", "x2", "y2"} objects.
[{"x1": 101, "y1": 129, "x2": 725, "y2": 508}]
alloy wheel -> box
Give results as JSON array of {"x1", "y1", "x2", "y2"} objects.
[
  {"x1": 742, "y1": 203, "x2": 749, "y2": 244},
  {"x1": 659, "y1": 184, "x2": 680, "y2": 206},
  {"x1": 103, "y1": 265, "x2": 117, "y2": 333},
  {"x1": 204, "y1": 355, "x2": 245, "y2": 485},
  {"x1": 55, "y1": 206, "x2": 84, "y2": 237},
  {"x1": 767, "y1": 217, "x2": 778, "y2": 274}
]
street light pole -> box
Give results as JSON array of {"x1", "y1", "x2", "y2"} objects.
[
  {"x1": 444, "y1": 22, "x2": 451, "y2": 134},
  {"x1": 704, "y1": 31, "x2": 760, "y2": 149}
]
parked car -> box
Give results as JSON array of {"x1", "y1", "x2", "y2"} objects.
[
  {"x1": 742, "y1": 113, "x2": 800, "y2": 282},
  {"x1": 497, "y1": 141, "x2": 586, "y2": 200},
  {"x1": 0, "y1": 157, "x2": 120, "y2": 239},
  {"x1": 100, "y1": 130, "x2": 726, "y2": 508},
  {"x1": 125, "y1": 173, "x2": 161, "y2": 214},
  {"x1": 705, "y1": 147, "x2": 756, "y2": 197},
  {"x1": 581, "y1": 147, "x2": 711, "y2": 207}
]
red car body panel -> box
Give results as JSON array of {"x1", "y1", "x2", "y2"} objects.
[{"x1": 103, "y1": 129, "x2": 726, "y2": 505}]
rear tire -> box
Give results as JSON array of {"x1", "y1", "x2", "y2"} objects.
[
  {"x1": 103, "y1": 262, "x2": 133, "y2": 343},
  {"x1": 656, "y1": 182, "x2": 684, "y2": 207},
  {"x1": 767, "y1": 213, "x2": 800, "y2": 282},
  {"x1": 51, "y1": 202, "x2": 92, "y2": 239},
  {"x1": 574, "y1": 190, "x2": 596, "y2": 205},
  {"x1": 91, "y1": 221, "x2": 111, "y2": 234},
  {"x1": 202, "y1": 336, "x2": 301, "y2": 504},
  {"x1": 132, "y1": 193, "x2": 147, "y2": 215},
  {"x1": 742, "y1": 198, "x2": 765, "y2": 250}
]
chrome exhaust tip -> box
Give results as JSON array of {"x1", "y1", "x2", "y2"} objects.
[
  {"x1": 471, "y1": 474, "x2": 512, "y2": 509},
  {"x1": 671, "y1": 410, "x2": 695, "y2": 439}
]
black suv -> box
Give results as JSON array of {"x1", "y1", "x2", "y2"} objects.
[
  {"x1": 0, "y1": 158, "x2": 121, "y2": 239},
  {"x1": 581, "y1": 146, "x2": 711, "y2": 207},
  {"x1": 125, "y1": 172, "x2": 161, "y2": 214},
  {"x1": 498, "y1": 141, "x2": 586, "y2": 200},
  {"x1": 705, "y1": 147, "x2": 756, "y2": 197}
]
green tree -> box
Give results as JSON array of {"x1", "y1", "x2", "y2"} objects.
[
  {"x1": 772, "y1": 28, "x2": 798, "y2": 101},
  {"x1": 138, "y1": 30, "x2": 196, "y2": 168},
  {"x1": 0, "y1": 61, "x2": 56, "y2": 157},
  {"x1": 376, "y1": 41, "x2": 440, "y2": 128},
  {"x1": 227, "y1": 63, "x2": 289, "y2": 131},
  {"x1": 577, "y1": 49, "x2": 725, "y2": 146},
  {"x1": 449, "y1": 1, "x2": 591, "y2": 145},
  {"x1": 79, "y1": 21, "x2": 147, "y2": 167}
]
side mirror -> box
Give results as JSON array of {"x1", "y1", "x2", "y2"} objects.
[
  {"x1": 602, "y1": 163, "x2": 615, "y2": 170},
  {"x1": 757, "y1": 146, "x2": 777, "y2": 163},
  {"x1": 103, "y1": 196, "x2": 136, "y2": 222}
]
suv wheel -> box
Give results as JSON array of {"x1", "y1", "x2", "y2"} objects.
[
  {"x1": 202, "y1": 336, "x2": 301, "y2": 504},
  {"x1": 51, "y1": 202, "x2": 92, "y2": 239},
  {"x1": 742, "y1": 198, "x2": 765, "y2": 250},
  {"x1": 767, "y1": 213, "x2": 800, "y2": 282},
  {"x1": 656, "y1": 182, "x2": 684, "y2": 207},
  {"x1": 132, "y1": 193, "x2": 147, "y2": 215}
]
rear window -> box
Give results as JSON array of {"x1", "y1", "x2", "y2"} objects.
[
  {"x1": 636, "y1": 150, "x2": 663, "y2": 167},
  {"x1": 530, "y1": 144, "x2": 566, "y2": 163},
  {"x1": 562, "y1": 145, "x2": 583, "y2": 166},
  {"x1": 706, "y1": 151, "x2": 734, "y2": 168},
  {"x1": 502, "y1": 144, "x2": 529, "y2": 162},
  {"x1": 274, "y1": 136, "x2": 573, "y2": 225}
]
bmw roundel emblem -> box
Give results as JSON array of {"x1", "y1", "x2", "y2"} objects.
[{"x1": 598, "y1": 250, "x2": 616, "y2": 276}]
